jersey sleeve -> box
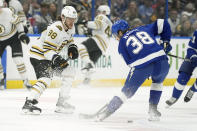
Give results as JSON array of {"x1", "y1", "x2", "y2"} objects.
[
  {"x1": 187, "y1": 30, "x2": 197, "y2": 59},
  {"x1": 43, "y1": 26, "x2": 60, "y2": 60},
  {"x1": 87, "y1": 15, "x2": 103, "y2": 30},
  {"x1": 118, "y1": 39, "x2": 131, "y2": 65},
  {"x1": 10, "y1": 9, "x2": 24, "y2": 33},
  {"x1": 150, "y1": 19, "x2": 171, "y2": 42},
  {"x1": 16, "y1": 0, "x2": 26, "y2": 21}
]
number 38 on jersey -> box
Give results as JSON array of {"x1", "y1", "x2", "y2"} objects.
[{"x1": 125, "y1": 31, "x2": 154, "y2": 54}]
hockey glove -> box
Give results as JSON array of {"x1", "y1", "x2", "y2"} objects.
[
  {"x1": 68, "y1": 44, "x2": 79, "y2": 60},
  {"x1": 18, "y1": 32, "x2": 30, "y2": 44},
  {"x1": 24, "y1": 26, "x2": 29, "y2": 34},
  {"x1": 161, "y1": 41, "x2": 172, "y2": 54},
  {"x1": 51, "y1": 54, "x2": 69, "y2": 70},
  {"x1": 191, "y1": 56, "x2": 197, "y2": 67}
]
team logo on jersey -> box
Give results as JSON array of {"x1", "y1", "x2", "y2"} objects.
[{"x1": 0, "y1": 24, "x2": 5, "y2": 35}]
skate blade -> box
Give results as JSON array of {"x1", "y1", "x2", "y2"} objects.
[
  {"x1": 22, "y1": 109, "x2": 41, "y2": 115},
  {"x1": 54, "y1": 110, "x2": 74, "y2": 114}
]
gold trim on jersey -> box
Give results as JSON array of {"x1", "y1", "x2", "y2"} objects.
[
  {"x1": 79, "y1": 48, "x2": 88, "y2": 56},
  {"x1": 95, "y1": 17, "x2": 102, "y2": 28},
  {"x1": 44, "y1": 41, "x2": 58, "y2": 49},
  {"x1": 37, "y1": 80, "x2": 48, "y2": 89},
  {"x1": 0, "y1": 24, "x2": 5, "y2": 35},
  {"x1": 94, "y1": 35, "x2": 107, "y2": 52},
  {"x1": 56, "y1": 25, "x2": 63, "y2": 31},
  {"x1": 0, "y1": 24, "x2": 17, "y2": 39},
  {"x1": 81, "y1": 54, "x2": 89, "y2": 59},
  {"x1": 94, "y1": 21, "x2": 100, "y2": 29},
  {"x1": 12, "y1": 16, "x2": 22, "y2": 25},
  {"x1": 18, "y1": 11, "x2": 25, "y2": 17},
  {"x1": 43, "y1": 46, "x2": 57, "y2": 52},
  {"x1": 30, "y1": 50, "x2": 45, "y2": 58},
  {"x1": 79, "y1": 48, "x2": 86, "y2": 52},
  {"x1": 30, "y1": 46, "x2": 45, "y2": 58},
  {"x1": 32, "y1": 87, "x2": 41, "y2": 94},
  {"x1": 57, "y1": 39, "x2": 74, "y2": 52}
]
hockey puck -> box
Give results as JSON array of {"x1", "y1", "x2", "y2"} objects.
[{"x1": 127, "y1": 120, "x2": 133, "y2": 123}]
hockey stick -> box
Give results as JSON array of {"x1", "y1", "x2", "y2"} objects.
[
  {"x1": 79, "y1": 104, "x2": 108, "y2": 119},
  {"x1": 167, "y1": 54, "x2": 190, "y2": 62}
]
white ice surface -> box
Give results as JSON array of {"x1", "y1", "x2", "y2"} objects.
[{"x1": 0, "y1": 86, "x2": 197, "y2": 131}]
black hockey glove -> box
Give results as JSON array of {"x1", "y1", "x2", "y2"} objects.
[
  {"x1": 51, "y1": 54, "x2": 69, "y2": 70},
  {"x1": 24, "y1": 26, "x2": 29, "y2": 34},
  {"x1": 18, "y1": 32, "x2": 30, "y2": 44},
  {"x1": 68, "y1": 44, "x2": 79, "y2": 60},
  {"x1": 160, "y1": 41, "x2": 172, "y2": 54}
]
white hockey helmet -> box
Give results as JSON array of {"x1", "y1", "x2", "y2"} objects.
[
  {"x1": 61, "y1": 6, "x2": 78, "y2": 23},
  {"x1": 97, "y1": 5, "x2": 110, "y2": 15}
]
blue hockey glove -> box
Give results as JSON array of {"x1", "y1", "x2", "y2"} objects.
[
  {"x1": 161, "y1": 41, "x2": 172, "y2": 54},
  {"x1": 191, "y1": 56, "x2": 197, "y2": 67}
]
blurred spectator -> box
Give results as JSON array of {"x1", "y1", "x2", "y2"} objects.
[
  {"x1": 130, "y1": 18, "x2": 144, "y2": 28},
  {"x1": 192, "y1": 20, "x2": 197, "y2": 31},
  {"x1": 175, "y1": 20, "x2": 193, "y2": 36},
  {"x1": 29, "y1": 0, "x2": 40, "y2": 16},
  {"x1": 111, "y1": 0, "x2": 128, "y2": 18},
  {"x1": 151, "y1": 6, "x2": 165, "y2": 22},
  {"x1": 22, "y1": 1, "x2": 32, "y2": 19},
  {"x1": 181, "y1": 3, "x2": 195, "y2": 18},
  {"x1": 168, "y1": 9, "x2": 180, "y2": 35},
  {"x1": 191, "y1": 11, "x2": 197, "y2": 24},
  {"x1": 49, "y1": 2, "x2": 57, "y2": 21},
  {"x1": 22, "y1": 1, "x2": 34, "y2": 34},
  {"x1": 33, "y1": 2, "x2": 52, "y2": 33},
  {"x1": 123, "y1": 1, "x2": 139, "y2": 23},
  {"x1": 138, "y1": 0, "x2": 154, "y2": 24},
  {"x1": 152, "y1": 0, "x2": 165, "y2": 10}
]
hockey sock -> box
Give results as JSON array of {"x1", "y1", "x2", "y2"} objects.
[
  {"x1": 172, "y1": 87, "x2": 183, "y2": 99},
  {"x1": 149, "y1": 90, "x2": 162, "y2": 105},
  {"x1": 107, "y1": 96, "x2": 123, "y2": 113},
  {"x1": 13, "y1": 57, "x2": 27, "y2": 80},
  {"x1": 28, "y1": 77, "x2": 51, "y2": 100},
  {"x1": 172, "y1": 72, "x2": 190, "y2": 98}
]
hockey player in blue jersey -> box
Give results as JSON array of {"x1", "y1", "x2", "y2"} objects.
[
  {"x1": 166, "y1": 30, "x2": 197, "y2": 107},
  {"x1": 80, "y1": 19, "x2": 172, "y2": 121}
]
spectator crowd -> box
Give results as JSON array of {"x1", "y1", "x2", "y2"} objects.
[{"x1": 19, "y1": 0, "x2": 197, "y2": 36}]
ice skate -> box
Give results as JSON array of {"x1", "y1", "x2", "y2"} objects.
[
  {"x1": 0, "y1": 78, "x2": 4, "y2": 90},
  {"x1": 55, "y1": 97, "x2": 75, "y2": 114},
  {"x1": 184, "y1": 87, "x2": 194, "y2": 102},
  {"x1": 165, "y1": 97, "x2": 177, "y2": 108},
  {"x1": 23, "y1": 79, "x2": 32, "y2": 90},
  {"x1": 148, "y1": 103, "x2": 161, "y2": 121},
  {"x1": 95, "y1": 105, "x2": 112, "y2": 122},
  {"x1": 22, "y1": 98, "x2": 41, "y2": 115},
  {"x1": 79, "y1": 104, "x2": 112, "y2": 122},
  {"x1": 81, "y1": 63, "x2": 94, "y2": 73}
]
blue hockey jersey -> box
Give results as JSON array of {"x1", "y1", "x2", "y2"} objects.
[
  {"x1": 187, "y1": 30, "x2": 197, "y2": 59},
  {"x1": 118, "y1": 19, "x2": 171, "y2": 68}
]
